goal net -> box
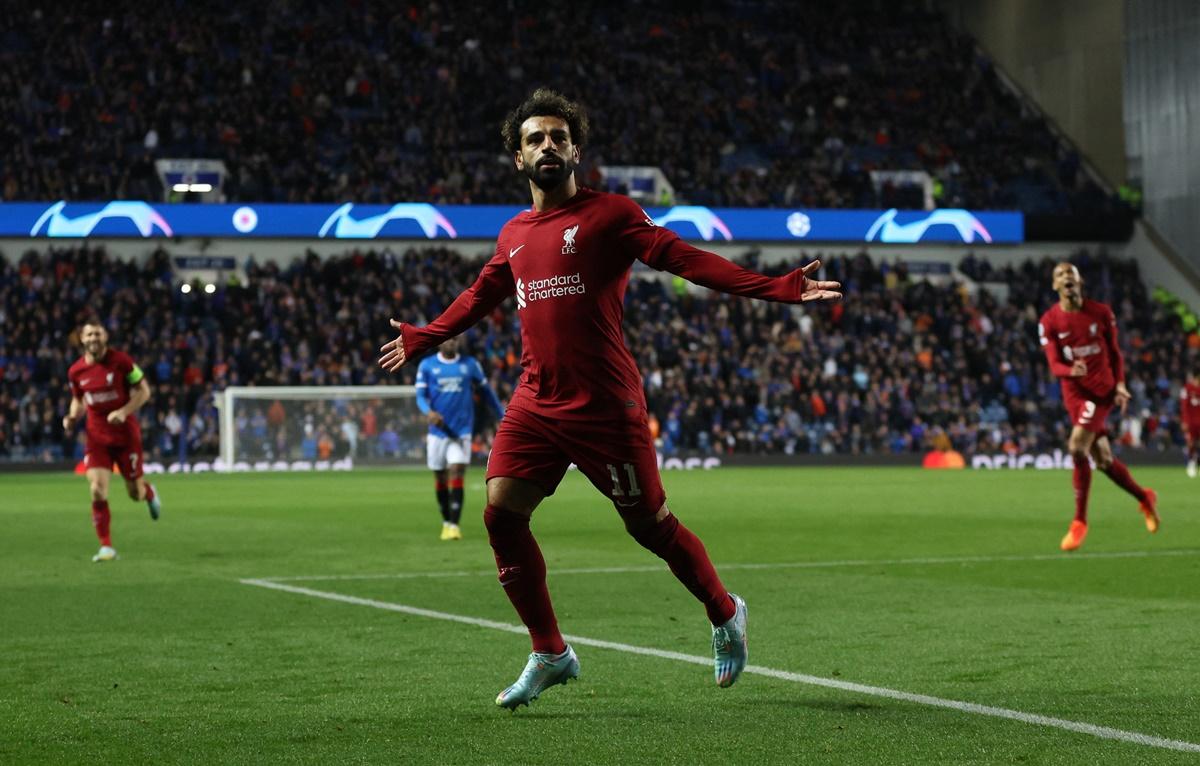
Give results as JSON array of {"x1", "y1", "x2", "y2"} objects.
[{"x1": 216, "y1": 386, "x2": 423, "y2": 471}]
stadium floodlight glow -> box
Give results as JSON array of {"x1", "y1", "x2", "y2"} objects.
[
  {"x1": 204, "y1": 283, "x2": 216, "y2": 294},
  {"x1": 172, "y1": 183, "x2": 190, "y2": 192},
  {"x1": 172, "y1": 183, "x2": 213, "y2": 193},
  {"x1": 180, "y1": 283, "x2": 192, "y2": 293}
]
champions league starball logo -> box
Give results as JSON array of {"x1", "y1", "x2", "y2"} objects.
[
  {"x1": 865, "y1": 209, "x2": 993, "y2": 244},
  {"x1": 317, "y1": 203, "x2": 457, "y2": 239},
  {"x1": 652, "y1": 206, "x2": 733, "y2": 241},
  {"x1": 29, "y1": 201, "x2": 174, "y2": 237}
]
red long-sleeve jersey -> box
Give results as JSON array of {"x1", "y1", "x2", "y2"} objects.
[
  {"x1": 400, "y1": 188, "x2": 808, "y2": 420},
  {"x1": 67, "y1": 348, "x2": 143, "y2": 446},
  {"x1": 1182, "y1": 381, "x2": 1200, "y2": 426},
  {"x1": 1038, "y1": 299, "x2": 1123, "y2": 401}
]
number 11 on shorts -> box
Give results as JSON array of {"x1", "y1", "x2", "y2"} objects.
[{"x1": 607, "y1": 463, "x2": 642, "y2": 497}]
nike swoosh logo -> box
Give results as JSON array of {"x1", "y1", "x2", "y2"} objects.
[
  {"x1": 615, "y1": 500, "x2": 640, "y2": 508},
  {"x1": 508, "y1": 244, "x2": 525, "y2": 258}
]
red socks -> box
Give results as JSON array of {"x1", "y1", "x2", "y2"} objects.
[
  {"x1": 1075, "y1": 455, "x2": 1148, "y2": 522},
  {"x1": 91, "y1": 500, "x2": 111, "y2": 546},
  {"x1": 484, "y1": 503, "x2": 735, "y2": 652},
  {"x1": 630, "y1": 513, "x2": 736, "y2": 626},
  {"x1": 1102, "y1": 458, "x2": 1147, "y2": 503},
  {"x1": 1072, "y1": 459, "x2": 1091, "y2": 523},
  {"x1": 483, "y1": 505, "x2": 565, "y2": 655},
  {"x1": 144, "y1": 484, "x2": 156, "y2": 503}
]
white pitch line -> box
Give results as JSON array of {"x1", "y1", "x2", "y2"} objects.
[
  {"x1": 239, "y1": 577, "x2": 1200, "y2": 754},
  {"x1": 257, "y1": 548, "x2": 1200, "y2": 583}
]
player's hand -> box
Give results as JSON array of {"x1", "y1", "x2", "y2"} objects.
[
  {"x1": 378, "y1": 319, "x2": 409, "y2": 372},
  {"x1": 1114, "y1": 382, "x2": 1131, "y2": 415},
  {"x1": 427, "y1": 411, "x2": 446, "y2": 428},
  {"x1": 1069, "y1": 360, "x2": 1088, "y2": 377},
  {"x1": 107, "y1": 410, "x2": 127, "y2": 425},
  {"x1": 62, "y1": 415, "x2": 76, "y2": 432},
  {"x1": 798, "y1": 260, "x2": 842, "y2": 302}
]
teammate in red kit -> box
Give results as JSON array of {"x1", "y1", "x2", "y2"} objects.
[
  {"x1": 63, "y1": 321, "x2": 162, "y2": 562},
  {"x1": 1038, "y1": 263, "x2": 1158, "y2": 551},
  {"x1": 1181, "y1": 367, "x2": 1200, "y2": 477},
  {"x1": 379, "y1": 89, "x2": 841, "y2": 707}
]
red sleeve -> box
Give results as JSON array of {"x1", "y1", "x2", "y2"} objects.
[
  {"x1": 1103, "y1": 306, "x2": 1125, "y2": 384},
  {"x1": 112, "y1": 350, "x2": 135, "y2": 377},
  {"x1": 611, "y1": 195, "x2": 679, "y2": 268},
  {"x1": 609, "y1": 195, "x2": 805, "y2": 300},
  {"x1": 651, "y1": 239, "x2": 807, "y2": 303},
  {"x1": 1182, "y1": 388, "x2": 1193, "y2": 422},
  {"x1": 68, "y1": 368, "x2": 82, "y2": 399},
  {"x1": 400, "y1": 246, "x2": 515, "y2": 360},
  {"x1": 1038, "y1": 317, "x2": 1074, "y2": 378}
]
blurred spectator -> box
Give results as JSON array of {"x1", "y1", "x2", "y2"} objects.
[
  {"x1": 1, "y1": 243, "x2": 1193, "y2": 462},
  {"x1": 0, "y1": 1, "x2": 1117, "y2": 214}
]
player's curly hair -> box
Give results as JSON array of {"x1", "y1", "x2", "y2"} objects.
[{"x1": 501, "y1": 88, "x2": 589, "y2": 154}]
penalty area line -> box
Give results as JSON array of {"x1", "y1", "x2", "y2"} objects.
[{"x1": 240, "y1": 577, "x2": 1200, "y2": 754}]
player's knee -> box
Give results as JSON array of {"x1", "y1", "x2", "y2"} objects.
[
  {"x1": 1094, "y1": 455, "x2": 1113, "y2": 471},
  {"x1": 621, "y1": 502, "x2": 669, "y2": 534},
  {"x1": 88, "y1": 482, "x2": 106, "y2": 501},
  {"x1": 628, "y1": 507, "x2": 678, "y2": 550}
]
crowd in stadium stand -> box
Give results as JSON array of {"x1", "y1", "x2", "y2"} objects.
[
  {"x1": 1, "y1": 1, "x2": 1116, "y2": 215},
  {"x1": 0, "y1": 245, "x2": 1194, "y2": 464}
]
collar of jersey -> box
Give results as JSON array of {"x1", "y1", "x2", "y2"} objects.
[{"x1": 524, "y1": 187, "x2": 593, "y2": 219}]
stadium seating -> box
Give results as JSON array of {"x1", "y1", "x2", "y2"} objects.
[
  {"x1": 0, "y1": 1, "x2": 1117, "y2": 214},
  {"x1": 0, "y1": 245, "x2": 1191, "y2": 462}
]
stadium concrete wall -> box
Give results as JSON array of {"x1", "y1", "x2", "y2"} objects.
[
  {"x1": 938, "y1": 0, "x2": 1128, "y2": 188},
  {"x1": 1123, "y1": 0, "x2": 1200, "y2": 281}
]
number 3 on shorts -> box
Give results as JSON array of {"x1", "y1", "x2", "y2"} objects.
[
  {"x1": 607, "y1": 463, "x2": 642, "y2": 498},
  {"x1": 1078, "y1": 400, "x2": 1096, "y2": 425}
]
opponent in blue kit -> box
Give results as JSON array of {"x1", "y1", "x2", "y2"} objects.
[{"x1": 415, "y1": 336, "x2": 505, "y2": 539}]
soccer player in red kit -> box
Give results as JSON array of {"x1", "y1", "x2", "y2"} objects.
[
  {"x1": 1038, "y1": 263, "x2": 1158, "y2": 551},
  {"x1": 379, "y1": 89, "x2": 841, "y2": 708},
  {"x1": 63, "y1": 322, "x2": 162, "y2": 562},
  {"x1": 1182, "y1": 367, "x2": 1200, "y2": 477}
]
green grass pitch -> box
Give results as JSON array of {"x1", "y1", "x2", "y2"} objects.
[{"x1": 2, "y1": 466, "x2": 1198, "y2": 764}]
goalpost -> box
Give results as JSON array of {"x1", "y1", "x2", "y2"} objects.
[{"x1": 216, "y1": 385, "x2": 419, "y2": 470}]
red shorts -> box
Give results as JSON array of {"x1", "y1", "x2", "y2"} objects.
[
  {"x1": 84, "y1": 439, "x2": 145, "y2": 481},
  {"x1": 1185, "y1": 422, "x2": 1200, "y2": 447},
  {"x1": 486, "y1": 406, "x2": 666, "y2": 519},
  {"x1": 1063, "y1": 390, "x2": 1113, "y2": 434}
]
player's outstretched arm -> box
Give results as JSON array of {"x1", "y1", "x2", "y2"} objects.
[
  {"x1": 652, "y1": 239, "x2": 841, "y2": 303},
  {"x1": 379, "y1": 252, "x2": 514, "y2": 372}
]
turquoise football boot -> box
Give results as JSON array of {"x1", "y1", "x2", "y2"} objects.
[
  {"x1": 495, "y1": 645, "x2": 580, "y2": 710},
  {"x1": 713, "y1": 594, "x2": 748, "y2": 688}
]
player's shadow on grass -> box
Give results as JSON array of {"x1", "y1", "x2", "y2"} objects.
[
  {"x1": 472, "y1": 710, "x2": 653, "y2": 721},
  {"x1": 765, "y1": 698, "x2": 886, "y2": 714}
]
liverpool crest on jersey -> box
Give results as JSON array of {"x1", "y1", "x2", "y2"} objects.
[{"x1": 562, "y1": 224, "x2": 579, "y2": 254}]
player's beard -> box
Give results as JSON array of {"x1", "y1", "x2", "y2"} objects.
[{"x1": 524, "y1": 155, "x2": 576, "y2": 192}]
